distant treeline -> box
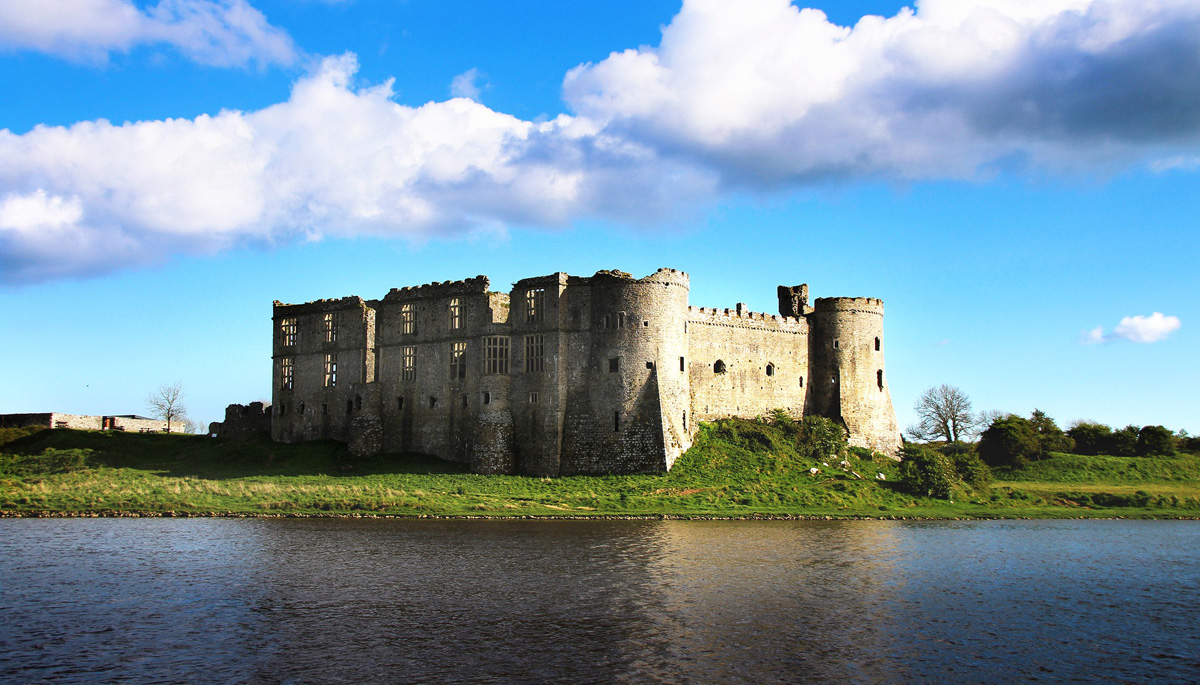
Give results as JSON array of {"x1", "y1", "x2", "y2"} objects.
[{"x1": 977, "y1": 411, "x2": 1196, "y2": 469}]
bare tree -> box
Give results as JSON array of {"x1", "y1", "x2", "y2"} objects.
[
  {"x1": 147, "y1": 382, "x2": 187, "y2": 433},
  {"x1": 905, "y1": 384, "x2": 981, "y2": 443}
]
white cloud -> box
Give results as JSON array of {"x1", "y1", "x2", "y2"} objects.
[
  {"x1": 1080, "y1": 313, "x2": 1181, "y2": 344},
  {"x1": 0, "y1": 54, "x2": 714, "y2": 283},
  {"x1": 0, "y1": 0, "x2": 297, "y2": 67},
  {"x1": 563, "y1": 0, "x2": 1200, "y2": 186},
  {"x1": 450, "y1": 68, "x2": 485, "y2": 101}
]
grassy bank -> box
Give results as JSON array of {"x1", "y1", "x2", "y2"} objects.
[{"x1": 2, "y1": 422, "x2": 1199, "y2": 518}]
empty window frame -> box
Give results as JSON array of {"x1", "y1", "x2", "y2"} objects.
[
  {"x1": 450, "y1": 341, "x2": 467, "y2": 380},
  {"x1": 323, "y1": 312, "x2": 338, "y2": 343},
  {"x1": 484, "y1": 336, "x2": 510, "y2": 374},
  {"x1": 799, "y1": 377, "x2": 804, "y2": 388},
  {"x1": 449, "y1": 297, "x2": 463, "y2": 331},
  {"x1": 645, "y1": 361, "x2": 654, "y2": 370},
  {"x1": 613, "y1": 411, "x2": 621, "y2": 432},
  {"x1": 875, "y1": 337, "x2": 881, "y2": 351},
  {"x1": 530, "y1": 391, "x2": 539, "y2": 404},
  {"x1": 281, "y1": 317, "x2": 298, "y2": 346},
  {"x1": 429, "y1": 396, "x2": 438, "y2": 408},
  {"x1": 483, "y1": 392, "x2": 491, "y2": 405},
  {"x1": 461, "y1": 395, "x2": 468, "y2": 408},
  {"x1": 680, "y1": 356, "x2": 685, "y2": 372},
  {"x1": 299, "y1": 402, "x2": 305, "y2": 415},
  {"x1": 281, "y1": 357, "x2": 294, "y2": 389},
  {"x1": 524, "y1": 334, "x2": 545, "y2": 373},
  {"x1": 322, "y1": 403, "x2": 328, "y2": 415},
  {"x1": 525, "y1": 288, "x2": 545, "y2": 323},
  {"x1": 400, "y1": 303, "x2": 416, "y2": 335},
  {"x1": 324, "y1": 353, "x2": 338, "y2": 387},
  {"x1": 714, "y1": 359, "x2": 726, "y2": 374},
  {"x1": 683, "y1": 411, "x2": 687, "y2": 430},
  {"x1": 401, "y1": 346, "x2": 416, "y2": 382},
  {"x1": 833, "y1": 339, "x2": 840, "y2": 350},
  {"x1": 766, "y1": 363, "x2": 775, "y2": 377},
  {"x1": 397, "y1": 396, "x2": 405, "y2": 411},
  {"x1": 609, "y1": 357, "x2": 620, "y2": 373},
  {"x1": 877, "y1": 369, "x2": 884, "y2": 390}
]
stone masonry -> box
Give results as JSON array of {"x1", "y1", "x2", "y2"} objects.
[{"x1": 270, "y1": 268, "x2": 902, "y2": 476}]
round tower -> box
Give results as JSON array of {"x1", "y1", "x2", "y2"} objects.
[
  {"x1": 566, "y1": 268, "x2": 692, "y2": 473},
  {"x1": 807, "y1": 297, "x2": 901, "y2": 455}
]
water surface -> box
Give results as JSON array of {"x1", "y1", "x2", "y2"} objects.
[{"x1": 2, "y1": 519, "x2": 1198, "y2": 682}]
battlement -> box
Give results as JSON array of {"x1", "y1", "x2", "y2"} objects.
[
  {"x1": 382, "y1": 275, "x2": 490, "y2": 302},
  {"x1": 813, "y1": 296, "x2": 884, "y2": 313},
  {"x1": 273, "y1": 296, "x2": 371, "y2": 316},
  {"x1": 687, "y1": 305, "x2": 805, "y2": 330}
]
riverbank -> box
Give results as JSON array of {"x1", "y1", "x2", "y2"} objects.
[{"x1": 3, "y1": 423, "x2": 1199, "y2": 519}]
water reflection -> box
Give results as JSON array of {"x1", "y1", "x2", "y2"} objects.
[{"x1": 2, "y1": 519, "x2": 1199, "y2": 683}]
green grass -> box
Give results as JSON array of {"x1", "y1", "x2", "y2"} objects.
[{"x1": 2, "y1": 422, "x2": 1199, "y2": 518}]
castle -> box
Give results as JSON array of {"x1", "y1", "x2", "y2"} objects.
[{"x1": 271, "y1": 268, "x2": 901, "y2": 476}]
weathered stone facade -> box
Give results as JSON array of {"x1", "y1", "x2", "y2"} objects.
[
  {"x1": 271, "y1": 268, "x2": 901, "y2": 476},
  {"x1": 208, "y1": 402, "x2": 272, "y2": 438},
  {"x1": 0, "y1": 413, "x2": 176, "y2": 433}
]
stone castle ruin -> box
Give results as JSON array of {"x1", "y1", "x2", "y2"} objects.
[{"x1": 271, "y1": 268, "x2": 901, "y2": 476}]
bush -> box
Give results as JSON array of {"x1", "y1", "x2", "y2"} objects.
[
  {"x1": 943, "y1": 443, "x2": 992, "y2": 489},
  {"x1": 1030, "y1": 410, "x2": 1074, "y2": 456},
  {"x1": 979, "y1": 416, "x2": 1040, "y2": 468},
  {"x1": 796, "y1": 416, "x2": 849, "y2": 461},
  {"x1": 1111, "y1": 425, "x2": 1140, "y2": 457},
  {"x1": 1068, "y1": 422, "x2": 1112, "y2": 456},
  {"x1": 900, "y1": 446, "x2": 956, "y2": 499},
  {"x1": 1136, "y1": 425, "x2": 1176, "y2": 456}
]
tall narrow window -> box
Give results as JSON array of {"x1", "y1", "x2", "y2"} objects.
[
  {"x1": 281, "y1": 317, "x2": 298, "y2": 346},
  {"x1": 680, "y1": 356, "x2": 685, "y2": 372},
  {"x1": 609, "y1": 357, "x2": 620, "y2": 373},
  {"x1": 875, "y1": 337, "x2": 881, "y2": 351},
  {"x1": 614, "y1": 411, "x2": 621, "y2": 432},
  {"x1": 281, "y1": 357, "x2": 294, "y2": 389},
  {"x1": 618, "y1": 312, "x2": 625, "y2": 328},
  {"x1": 683, "y1": 411, "x2": 687, "y2": 430},
  {"x1": 450, "y1": 341, "x2": 467, "y2": 379},
  {"x1": 877, "y1": 369, "x2": 884, "y2": 390},
  {"x1": 401, "y1": 346, "x2": 416, "y2": 381},
  {"x1": 449, "y1": 297, "x2": 463, "y2": 330},
  {"x1": 401, "y1": 303, "x2": 415, "y2": 335},
  {"x1": 483, "y1": 392, "x2": 491, "y2": 405},
  {"x1": 397, "y1": 396, "x2": 405, "y2": 411},
  {"x1": 525, "y1": 288, "x2": 545, "y2": 323},
  {"x1": 323, "y1": 312, "x2": 338, "y2": 343},
  {"x1": 484, "y1": 336, "x2": 510, "y2": 374},
  {"x1": 524, "y1": 334, "x2": 544, "y2": 372},
  {"x1": 766, "y1": 363, "x2": 775, "y2": 377},
  {"x1": 324, "y1": 354, "x2": 337, "y2": 387}
]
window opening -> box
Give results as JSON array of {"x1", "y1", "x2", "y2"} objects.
[
  {"x1": 613, "y1": 411, "x2": 621, "y2": 432},
  {"x1": 618, "y1": 312, "x2": 625, "y2": 328},
  {"x1": 834, "y1": 339, "x2": 839, "y2": 350},
  {"x1": 450, "y1": 341, "x2": 467, "y2": 380},
  {"x1": 766, "y1": 363, "x2": 775, "y2": 377},
  {"x1": 429, "y1": 396, "x2": 438, "y2": 409},
  {"x1": 402, "y1": 346, "x2": 416, "y2": 381},
  {"x1": 643, "y1": 320, "x2": 649, "y2": 328},
  {"x1": 877, "y1": 369, "x2": 884, "y2": 390},
  {"x1": 462, "y1": 395, "x2": 468, "y2": 408},
  {"x1": 525, "y1": 288, "x2": 545, "y2": 323},
  {"x1": 322, "y1": 403, "x2": 328, "y2": 415},
  {"x1": 397, "y1": 396, "x2": 404, "y2": 411},
  {"x1": 346, "y1": 399, "x2": 353, "y2": 415},
  {"x1": 281, "y1": 317, "x2": 298, "y2": 346},
  {"x1": 646, "y1": 361, "x2": 654, "y2": 370},
  {"x1": 484, "y1": 336, "x2": 510, "y2": 374},
  {"x1": 449, "y1": 297, "x2": 463, "y2": 330},
  {"x1": 530, "y1": 392, "x2": 539, "y2": 404},
  {"x1": 875, "y1": 337, "x2": 881, "y2": 351},
  {"x1": 799, "y1": 377, "x2": 804, "y2": 388},
  {"x1": 683, "y1": 411, "x2": 687, "y2": 430},
  {"x1": 524, "y1": 334, "x2": 545, "y2": 372},
  {"x1": 401, "y1": 303, "x2": 416, "y2": 335},
  {"x1": 483, "y1": 392, "x2": 491, "y2": 405},
  {"x1": 609, "y1": 357, "x2": 620, "y2": 373},
  {"x1": 714, "y1": 359, "x2": 726, "y2": 374},
  {"x1": 680, "y1": 356, "x2": 685, "y2": 372},
  {"x1": 355, "y1": 395, "x2": 362, "y2": 411},
  {"x1": 299, "y1": 402, "x2": 305, "y2": 415},
  {"x1": 323, "y1": 312, "x2": 338, "y2": 343},
  {"x1": 324, "y1": 353, "x2": 338, "y2": 387},
  {"x1": 281, "y1": 357, "x2": 294, "y2": 390},
  {"x1": 278, "y1": 404, "x2": 285, "y2": 416}
]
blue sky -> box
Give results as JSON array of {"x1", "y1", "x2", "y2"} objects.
[{"x1": 0, "y1": 0, "x2": 1196, "y2": 435}]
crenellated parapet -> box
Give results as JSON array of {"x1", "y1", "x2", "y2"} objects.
[
  {"x1": 382, "y1": 275, "x2": 490, "y2": 302},
  {"x1": 273, "y1": 296, "x2": 371, "y2": 316}
]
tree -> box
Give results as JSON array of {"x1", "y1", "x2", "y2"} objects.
[
  {"x1": 978, "y1": 415, "x2": 1040, "y2": 468},
  {"x1": 1136, "y1": 425, "x2": 1175, "y2": 456},
  {"x1": 1030, "y1": 409, "x2": 1074, "y2": 456},
  {"x1": 1111, "y1": 425, "x2": 1140, "y2": 456},
  {"x1": 900, "y1": 446, "x2": 956, "y2": 499},
  {"x1": 147, "y1": 382, "x2": 187, "y2": 433},
  {"x1": 1067, "y1": 421, "x2": 1113, "y2": 456},
  {"x1": 905, "y1": 384, "x2": 981, "y2": 443}
]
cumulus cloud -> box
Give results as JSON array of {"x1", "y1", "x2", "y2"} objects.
[
  {"x1": 1080, "y1": 313, "x2": 1181, "y2": 344},
  {"x1": 6, "y1": 0, "x2": 1200, "y2": 283},
  {"x1": 564, "y1": 0, "x2": 1200, "y2": 186},
  {"x1": 0, "y1": 54, "x2": 714, "y2": 283},
  {"x1": 0, "y1": 0, "x2": 297, "y2": 66}
]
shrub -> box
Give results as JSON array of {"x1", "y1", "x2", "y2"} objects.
[
  {"x1": 796, "y1": 416, "x2": 849, "y2": 461},
  {"x1": 942, "y1": 443, "x2": 992, "y2": 488},
  {"x1": 1067, "y1": 422, "x2": 1112, "y2": 456},
  {"x1": 1111, "y1": 425, "x2": 1140, "y2": 456},
  {"x1": 1030, "y1": 409, "x2": 1074, "y2": 456},
  {"x1": 979, "y1": 416, "x2": 1040, "y2": 468},
  {"x1": 899, "y1": 446, "x2": 956, "y2": 499},
  {"x1": 1136, "y1": 425, "x2": 1176, "y2": 456}
]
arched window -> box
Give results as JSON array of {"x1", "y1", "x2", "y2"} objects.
[
  {"x1": 714, "y1": 360, "x2": 726, "y2": 374},
  {"x1": 765, "y1": 363, "x2": 775, "y2": 377}
]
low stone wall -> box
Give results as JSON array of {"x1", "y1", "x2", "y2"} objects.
[{"x1": 210, "y1": 402, "x2": 272, "y2": 438}]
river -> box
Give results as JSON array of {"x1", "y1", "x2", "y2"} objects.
[{"x1": 2, "y1": 518, "x2": 1198, "y2": 682}]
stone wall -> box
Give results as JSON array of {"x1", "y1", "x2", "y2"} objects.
[
  {"x1": 0, "y1": 413, "x2": 173, "y2": 432},
  {"x1": 269, "y1": 267, "x2": 902, "y2": 474},
  {"x1": 210, "y1": 402, "x2": 272, "y2": 438}
]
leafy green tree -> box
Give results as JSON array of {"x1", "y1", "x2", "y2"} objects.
[
  {"x1": 1111, "y1": 425, "x2": 1140, "y2": 456},
  {"x1": 1030, "y1": 409, "x2": 1075, "y2": 456},
  {"x1": 1136, "y1": 425, "x2": 1176, "y2": 456},
  {"x1": 978, "y1": 415, "x2": 1040, "y2": 468},
  {"x1": 1067, "y1": 421, "x2": 1113, "y2": 456}
]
